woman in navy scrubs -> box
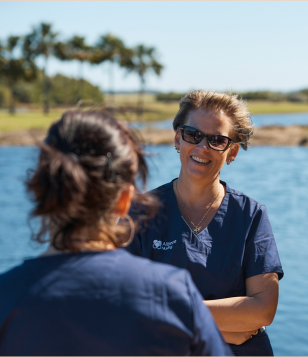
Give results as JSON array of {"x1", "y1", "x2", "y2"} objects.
[
  {"x1": 127, "y1": 90, "x2": 284, "y2": 356},
  {"x1": 0, "y1": 110, "x2": 232, "y2": 356}
]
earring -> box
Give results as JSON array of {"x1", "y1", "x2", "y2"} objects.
[
  {"x1": 227, "y1": 158, "x2": 234, "y2": 165},
  {"x1": 119, "y1": 215, "x2": 135, "y2": 248},
  {"x1": 175, "y1": 146, "x2": 180, "y2": 153}
]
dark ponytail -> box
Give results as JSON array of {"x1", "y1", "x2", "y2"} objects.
[
  {"x1": 26, "y1": 110, "x2": 158, "y2": 251},
  {"x1": 28, "y1": 145, "x2": 87, "y2": 217}
]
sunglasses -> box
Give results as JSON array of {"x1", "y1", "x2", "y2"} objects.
[{"x1": 179, "y1": 125, "x2": 233, "y2": 151}]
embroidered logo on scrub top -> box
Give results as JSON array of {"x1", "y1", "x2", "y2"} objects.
[{"x1": 153, "y1": 240, "x2": 176, "y2": 250}]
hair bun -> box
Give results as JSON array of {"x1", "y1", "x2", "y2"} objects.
[{"x1": 28, "y1": 145, "x2": 87, "y2": 219}]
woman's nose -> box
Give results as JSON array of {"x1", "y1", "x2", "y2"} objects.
[{"x1": 197, "y1": 137, "x2": 210, "y2": 150}]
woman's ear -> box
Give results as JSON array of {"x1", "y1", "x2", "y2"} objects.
[
  {"x1": 114, "y1": 185, "x2": 135, "y2": 217},
  {"x1": 227, "y1": 143, "x2": 240, "y2": 162},
  {"x1": 174, "y1": 130, "x2": 181, "y2": 150}
]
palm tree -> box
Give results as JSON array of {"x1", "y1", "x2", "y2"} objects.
[
  {"x1": 92, "y1": 34, "x2": 133, "y2": 103},
  {"x1": 0, "y1": 36, "x2": 36, "y2": 114},
  {"x1": 125, "y1": 45, "x2": 163, "y2": 120},
  {"x1": 66, "y1": 36, "x2": 93, "y2": 102},
  {"x1": 23, "y1": 23, "x2": 58, "y2": 114}
]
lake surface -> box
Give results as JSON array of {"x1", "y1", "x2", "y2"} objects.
[
  {"x1": 131, "y1": 112, "x2": 308, "y2": 129},
  {"x1": 1, "y1": 145, "x2": 308, "y2": 356}
]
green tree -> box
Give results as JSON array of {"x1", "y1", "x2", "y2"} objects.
[
  {"x1": 92, "y1": 33, "x2": 133, "y2": 103},
  {"x1": 125, "y1": 45, "x2": 163, "y2": 120},
  {"x1": 49, "y1": 73, "x2": 103, "y2": 105},
  {"x1": 23, "y1": 23, "x2": 58, "y2": 114},
  {"x1": 0, "y1": 36, "x2": 36, "y2": 113},
  {"x1": 60, "y1": 36, "x2": 93, "y2": 103}
]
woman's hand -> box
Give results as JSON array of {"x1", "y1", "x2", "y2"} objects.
[{"x1": 221, "y1": 330, "x2": 258, "y2": 345}]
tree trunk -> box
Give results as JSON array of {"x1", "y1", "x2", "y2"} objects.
[
  {"x1": 109, "y1": 61, "x2": 114, "y2": 103},
  {"x1": 43, "y1": 57, "x2": 49, "y2": 114},
  {"x1": 108, "y1": 61, "x2": 115, "y2": 116},
  {"x1": 9, "y1": 88, "x2": 15, "y2": 115},
  {"x1": 137, "y1": 77, "x2": 145, "y2": 121},
  {"x1": 43, "y1": 87, "x2": 49, "y2": 114},
  {"x1": 77, "y1": 61, "x2": 84, "y2": 103}
]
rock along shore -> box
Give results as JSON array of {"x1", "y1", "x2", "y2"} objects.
[{"x1": 0, "y1": 125, "x2": 308, "y2": 147}]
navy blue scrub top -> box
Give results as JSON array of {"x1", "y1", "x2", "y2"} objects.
[
  {"x1": 127, "y1": 180, "x2": 284, "y2": 356},
  {"x1": 0, "y1": 249, "x2": 232, "y2": 356}
]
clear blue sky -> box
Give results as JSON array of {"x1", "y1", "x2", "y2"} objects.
[{"x1": 1, "y1": 1, "x2": 308, "y2": 93}]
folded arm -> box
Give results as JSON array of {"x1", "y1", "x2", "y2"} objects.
[{"x1": 204, "y1": 273, "x2": 279, "y2": 333}]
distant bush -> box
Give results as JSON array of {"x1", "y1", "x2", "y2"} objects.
[
  {"x1": 13, "y1": 82, "x2": 33, "y2": 103},
  {"x1": 237, "y1": 91, "x2": 287, "y2": 102},
  {"x1": 0, "y1": 72, "x2": 104, "y2": 107},
  {"x1": 0, "y1": 90, "x2": 5, "y2": 108},
  {"x1": 286, "y1": 92, "x2": 308, "y2": 102},
  {"x1": 0, "y1": 85, "x2": 11, "y2": 108},
  {"x1": 287, "y1": 89, "x2": 308, "y2": 102},
  {"x1": 237, "y1": 90, "x2": 308, "y2": 103},
  {"x1": 156, "y1": 92, "x2": 185, "y2": 102},
  {"x1": 156, "y1": 90, "x2": 308, "y2": 103},
  {"x1": 47, "y1": 74, "x2": 103, "y2": 105},
  {"x1": 299, "y1": 89, "x2": 308, "y2": 96}
]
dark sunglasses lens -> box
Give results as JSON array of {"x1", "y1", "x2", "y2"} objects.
[
  {"x1": 182, "y1": 128, "x2": 202, "y2": 144},
  {"x1": 208, "y1": 135, "x2": 229, "y2": 150}
]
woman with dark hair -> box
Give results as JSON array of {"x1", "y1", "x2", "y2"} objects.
[
  {"x1": 0, "y1": 110, "x2": 231, "y2": 356},
  {"x1": 127, "y1": 90, "x2": 284, "y2": 356}
]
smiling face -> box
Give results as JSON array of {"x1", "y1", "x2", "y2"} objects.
[{"x1": 175, "y1": 108, "x2": 240, "y2": 184}]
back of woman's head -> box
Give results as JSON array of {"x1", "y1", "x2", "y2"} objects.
[{"x1": 26, "y1": 110, "x2": 155, "y2": 251}]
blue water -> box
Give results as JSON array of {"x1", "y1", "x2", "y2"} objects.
[
  {"x1": 1, "y1": 145, "x2": 308, "y2": 356},
  {"x1": 131, "y1": 112, "x2": 308, "y2": 129}
]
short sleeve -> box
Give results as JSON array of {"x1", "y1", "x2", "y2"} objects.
[
  {"x1": 243, "y1": 205, "x2": 284, "y2": 280},
  {"x1": 125, "y1": 201, "x2": 143, "y2": 256},
  {"x1": 185, "y1": 272, "x2": 233, "y2": 356}
]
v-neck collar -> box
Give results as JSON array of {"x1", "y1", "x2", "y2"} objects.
[{"x1": 170, "y1": 178, "x2": 229, "y2": 236}]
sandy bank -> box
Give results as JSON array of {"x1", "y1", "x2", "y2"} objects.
[
  {"x1": 137, "y1": 125, "x2": 308, "y2": 147},
  {"x1": 0, "y1": 125, "x2": 308, "y2": 147}
]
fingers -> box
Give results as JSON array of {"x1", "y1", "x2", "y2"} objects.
[
  {"x1": 249, "y1": 329, "x2": 259, "y2": 339},
  {"x1": 237, "y1": 331, "x2": 256, "y2": 345},
  {"x1": 221, "y1": 329, "x2": 259, "y2": 345}
]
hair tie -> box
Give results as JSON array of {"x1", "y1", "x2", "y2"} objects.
[{"x1": 67, "y1": 152, "x2": 79, "y2": 163}]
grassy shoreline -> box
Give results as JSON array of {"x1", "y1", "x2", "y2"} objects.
[
  {"x1": 1, "y1": 95, "x2": 308, "y2": 132},
  {"x1": 1, "y1": 125, "x2": 308, "y2": 147},
  {"x1": 247, "y1": 101, "x2": 308, "y2": 114}
]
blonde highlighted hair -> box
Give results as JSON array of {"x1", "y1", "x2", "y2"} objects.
[{"x1": 173, "y1": 90, "x2": 254, "y2": 150}]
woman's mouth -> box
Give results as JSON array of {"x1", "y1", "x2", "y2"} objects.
[{"x1": 191, "y1": 156, "x2": 210, "y2": 164}]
